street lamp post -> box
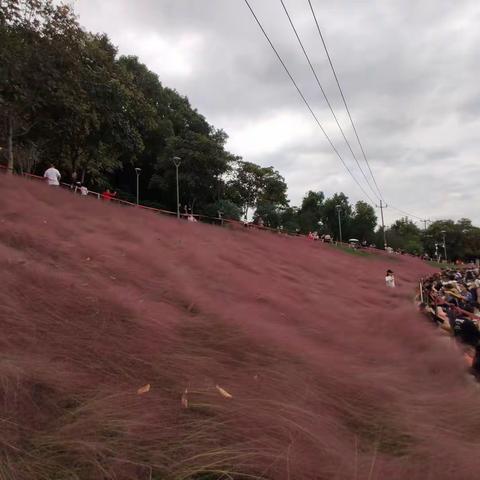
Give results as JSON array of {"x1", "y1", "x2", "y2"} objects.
[
  {"x1": 135, "y1": 168, "x2": 142, "y2": 205},
  {"x1": 172, "y1": 156, "x2": 182, "y2": 219},
  {"x1": 441, "y1": 230, "x2": 447, "y2": 262},
  {"x1": 336, "y1": 205, "x2": 343, "y2": 243}
]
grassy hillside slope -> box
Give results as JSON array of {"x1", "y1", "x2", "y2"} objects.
[{"x1": 1, "y1": 175, "x2": 479, "y2": 480}]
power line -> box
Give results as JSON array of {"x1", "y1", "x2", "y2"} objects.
[
  {"x1": 307, "y1": 0, "x2": 384, "y2": 202},
  {"x1": 242, "y1": 0, "x2": 376, "y2": 204},
  {"x1": 279, "y1": 0, "x2": 380, "y2": 202},
  {"x1": 306, "y1": 1, "x2": 433, "y2": 224},
  {"x1": 388, "y1": 204, "x2": 425, "y2": 222}
]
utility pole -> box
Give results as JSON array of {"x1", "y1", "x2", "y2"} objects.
[
  {"x1": 441, "y1": 230, "x2": 447, "y2": 262},
  {"x1": 376, "y1": 200, "x2": 388, "y2": 249},
  {"x1": 422, "y1": 219, "x2": 431, "y2": 231},
  {"x1": 135, "y1": 168, "x2": 142, "y2": 205},
  {"x1": 172, "y1": 156, "x2": 182, "y2": 219},
  {"x1": 336, "y1": 205, "x2": 343, "y2": 243}
]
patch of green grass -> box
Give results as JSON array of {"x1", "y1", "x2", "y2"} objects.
[
  {"x1": 427, "y1": 260, "x2": 457, "y2": 269},
  {"x1": 331, "y1": 244, "x2": 375, "y2": 258}
]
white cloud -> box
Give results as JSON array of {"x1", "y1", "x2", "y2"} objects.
[
  {"x1": 226, "y1": 110, "x2": 315, "y2": 157},
  {"x1": 118, "y1": 31, "x2": 204, "y2": 78}
]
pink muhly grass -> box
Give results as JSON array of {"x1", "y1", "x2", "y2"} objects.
[{"x1": 0, "y1": 175, "x2": 479, "y2": 479}]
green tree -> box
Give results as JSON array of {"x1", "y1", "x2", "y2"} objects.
[
  {"x1": 0, "y1": 0, "x2": 82, "y2": 173},
  {"x1": 150, "y1": 129, "x2": 234, "y2": 213},
  {"x1": 203, "y1": 199, "x2": 242, "y2": 221},
  {"x1": 351, "y1": 201, "x2": 377, "y2": 243},
  {"x1": 226, "y1": 161, "x2": 288, "y2": 219},
  {"x1": 297, "y1": 191, "x2": 324, "y2": 234},
  {"x1": 423, "y1": 219, "x2": 480, "y2": 261},
  {"x1": 279, "y1": 206, "x2": 300, "y2": 233},
  {"x1": 321, "y1": 193, "x2": 353, "y2": 241},
  {"x1": 385, "y1": 217, "x2": 423, "y2": 254}
]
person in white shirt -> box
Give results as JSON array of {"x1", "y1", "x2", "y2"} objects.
[
  {"x1": 385, "y1": 269, "x2": 396, "y2": 288},
  {"x1": 43, "y1": 164, "x2": 61, "y2": 186},
  {"x1": 80, "y1": 185, "x2": 88, "y2": 196}
]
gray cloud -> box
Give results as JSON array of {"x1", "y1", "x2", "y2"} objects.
[{"x1": 72, "y1": 0, "x2": 480, "y2": 225}]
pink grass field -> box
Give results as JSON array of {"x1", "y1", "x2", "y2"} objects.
[{"x1": 1, "y1": 174, "x2": 480, "y2": 480}]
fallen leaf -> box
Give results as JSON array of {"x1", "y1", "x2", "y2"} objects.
[
  {"x1": 181, "y1": 389, "x2": 188, "y2": 408},
  {"x1": 137, "y1": 384, "x2": 151, "y2": 395},
  {"x1": 216, "y1": 385, "x2": 233, "y2": 399}
]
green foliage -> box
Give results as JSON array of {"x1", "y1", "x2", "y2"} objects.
[
  {"x1": 278, "y1": 206, "x2": 300, "y2": 233},
  {"x1": 424, "y1": 219, "x2": 480, "y2": 261},
  {"x1": 374, "y1": 217, "x2": 480, "y2": 260},
  {"x1": 322, "y1": 192, "x2": 352, "y2": 240},
  {"x1": 226, "y1": 161, "x2": 288, "y2": 219},
  {"x1": 386, "y1": 218, "x2": 423, "y2": 254},
  {"x1": 254, "y1": 202, "x2": 282, "y2": 228},
  {"x1": 351, "y1": 201, "x2": 377, "y2": 243},
  {"x1": 203, "y1": 199, "x2": 242, "y2": 221},
  {"x1": 297, "y1": 191, "x2": 324, "y2": 234}
]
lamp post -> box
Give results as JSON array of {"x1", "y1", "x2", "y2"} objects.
[
  {"x1": 317, "y1": 220, "x2": 323, "y2": 234},
  {"x1": 172, "y1": 156, "x2": 181, "y2": 218},
  {"x1": 441, "y1": 230, "x2": 447, "y2": 262},
  {"x1": 336, "y1": 205, "x2": 343, "y2": 243},
  {"x1": 134, "y1": 168, "x2": 142, "y2": 205}
]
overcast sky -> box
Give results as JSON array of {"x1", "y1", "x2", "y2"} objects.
[{"x1": 73, "y1": 0, "x2": 480, "y2": 226}]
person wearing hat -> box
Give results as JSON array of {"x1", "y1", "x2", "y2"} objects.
[{"x1": 385, "y1": 269, "x2": 396, "y2": 288}]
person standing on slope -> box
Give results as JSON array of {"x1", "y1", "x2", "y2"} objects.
[
  {"x1": 385, "y1": 269, "x2": 396, "y2": 288},
  {"x1": 43, "y1": 164, "x2": 61, "y2": 186},
  {"x1": 102, "y1": 189, "x2": 117, "y2": 201}
]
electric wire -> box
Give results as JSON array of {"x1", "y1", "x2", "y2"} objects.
[
  {"x1": 307, "y1": 0, "x2": 385, "y2": 202},
  {"x1": 388, "y1": 204, "x2": 425, "y2": 222},
  {"x1": 243, "y1": 0, "x2": 376, "y2": 204},
  {"x1": 280, "y1": 0, "x2": 380, "y2": 202}
]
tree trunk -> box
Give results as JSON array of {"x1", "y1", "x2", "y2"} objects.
[{"x1": 7, "y1": 115, "x2": 13, "y2": 174}]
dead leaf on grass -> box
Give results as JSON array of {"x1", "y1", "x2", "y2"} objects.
[
  {"x1": 216, "y1": 385, "x2": 233, "y2": 399},
  {"x1": 137, "y1": 384, "x2": 151, "y2": 395},
  {"x1": 181, "y1": 388, "x2": 189, "y2": 408}
]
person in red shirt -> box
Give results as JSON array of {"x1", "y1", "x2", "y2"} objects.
[{"x1": 102, "y1": 189, "x2": 117, "y2": 201}]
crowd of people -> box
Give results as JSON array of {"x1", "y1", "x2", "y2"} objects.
[{"x1": 421, "y1": 267, "x2": 480, "y2": 378}]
